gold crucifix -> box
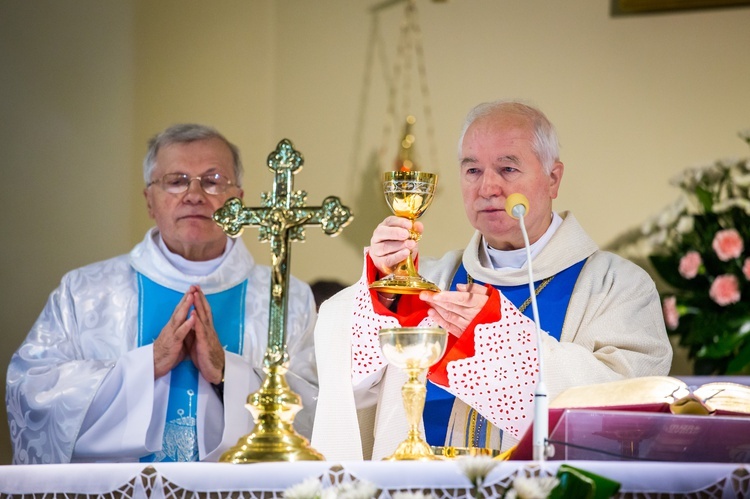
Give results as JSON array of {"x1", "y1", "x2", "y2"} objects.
[{"x1": 213, "y1": 138, "x2": 352, "y2": 463}]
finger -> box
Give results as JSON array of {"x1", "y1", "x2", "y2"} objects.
[
  {"x1": 426, "y1": 289, "x2": 488, "y2": 308},
  {"x1": 153, "y1": 315, "x2": 196, "y2": 378},
  {"x1": 168, "y1": 291, "x2": 195, "y2": 330},
  {"x1": 421, "y1": 290, "x2": 471, "y2": 307},
  {"x1": 172, "y1": 313, "x2": 197, "y2": 342},
  {"x1": 370, "y1": 243, "x2": 417, "y2": 276},
  {"x1": 192, "y1": 288, "x2": 214, "y2": 327},
  {"x1": 189, "y1": 317, "x2": 225, "y2": 384},
  {"x1": 384, "y1": 215, "x2": 415, "y2": 230},
  {"x1": 370, "y1": 224, "x2": 413, "y2": 249},
  {"x1": 456, "y1": 283, "x2": 490, "y2": 296},
  {"x1": 429, "y1": 301, "x2": 471, "y2": 328},
  {"x1": 426, "y1": 308, "x2": 462, "y2": 338}
]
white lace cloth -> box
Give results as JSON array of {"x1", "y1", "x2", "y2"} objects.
[{"x1": 0, "y1": 461, "x2": 748, "y2": 498}]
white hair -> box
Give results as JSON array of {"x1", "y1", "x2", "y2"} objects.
[
  {"x1": 143, "y1": 123, "x2": 243, "y2": 185},
  {"x1": 457, "y1": 100, "x2": 560, "y2": 175}
]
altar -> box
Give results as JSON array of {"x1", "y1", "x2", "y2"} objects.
[{"x1": 1, "y1": 460, "x2": 749, "y2": 498}]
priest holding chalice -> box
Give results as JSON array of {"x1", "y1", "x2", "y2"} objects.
[{"x1": 311, "y1": 100, "x2": 672, "y2": 460}]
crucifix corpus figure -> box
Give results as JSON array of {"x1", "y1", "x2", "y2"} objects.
[{"x1": 213, "y1": 138, "x2": 353, "y2": 462}]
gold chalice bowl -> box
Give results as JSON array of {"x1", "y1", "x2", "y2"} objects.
[
  {"x1": 379, "y1": 326, "x2": 448, "y2": 460},
  {"x1": 370, "y1": 171, "x2": 440, "y2": 294}
]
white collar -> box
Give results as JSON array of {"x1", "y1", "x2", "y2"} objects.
[
  {"x1": 479, "y1": 212, "x2": 563, "y2": 270},
  {"x1": 156, "y1": 233, "x2": 234, "y2": 276},
  {"x1": 129, "y1": 227, "x2": 255, "y2": 293}
]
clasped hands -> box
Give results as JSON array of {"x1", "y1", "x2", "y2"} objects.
[
  {"x1": 370, "y1": 216, "x2": 489, "y2": 338},
  {"x1": 153, "y1": 285, "x2": 225, "y2": 384}
]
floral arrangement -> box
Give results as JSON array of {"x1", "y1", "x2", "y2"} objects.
[
  {"x1": 283, "y1": 477, "x2": 378, "y2": 499},
  {"x1": 633, "y1": 130, "x2": 750, "y2": 375},
  {"x1": 281, "y1": 456, "x2": 616, "y2": 499}
]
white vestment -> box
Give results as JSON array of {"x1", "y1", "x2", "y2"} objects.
[
  {"x1": 6, "y1": 228, "x2": 318, "y2": 464},
  {"x1": 311, "y1": 212, "x2": 672, "y2": 460}
]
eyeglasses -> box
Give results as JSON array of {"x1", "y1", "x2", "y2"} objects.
[{"x1": 148, "y1": 173, "x2": 236, "y2": 195}]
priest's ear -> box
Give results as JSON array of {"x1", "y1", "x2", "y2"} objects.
[
  {"x1": 144, "y1": 187, "x2": 156, "y2": 220},
  {"x1": 548, "y1": 161, "x2": 564, "y2": 200}
]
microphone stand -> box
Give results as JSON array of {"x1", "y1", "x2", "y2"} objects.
[{"x1": 513, "y1": 204, "x2": 549, "y2": 462}]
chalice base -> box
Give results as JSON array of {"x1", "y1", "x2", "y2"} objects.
[
  {"x1": 384, "y1": 437, "x2": 444, "y2": 461},
  {"x1": 370, "y1": 273, "x2": 440, "y2": 295}
]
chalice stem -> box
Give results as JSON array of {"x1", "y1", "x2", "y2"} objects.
[
  {"x1": 403, "y1": 252, "x2": 419, "y2": 277},
  {"x1": 395, "y1": 221, "x2": 419, "y2": 278},
  {"x1": 403, "y1": 370, "x2": 426, "y2": 436}
]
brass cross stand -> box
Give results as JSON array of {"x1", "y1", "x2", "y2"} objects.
[{"x1": 213, "y1": 138, "x2": 352, "y2": 463}]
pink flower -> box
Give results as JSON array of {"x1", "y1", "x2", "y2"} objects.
[
  {"x1": 662, "y1": 296, "x2": 679, "y2": 330},
  {"x1": 709, "y1": 274, "x2": 741, "y2": 306},
  {"x1": 743, "y1": 258, "x2": 750, "y2": 281},
  {"x1": 712, "y1": 229, "x2": 744, "y2": 261},
  {"x1": 678, "y1": 251, "x2": 702, "y2": 279}
]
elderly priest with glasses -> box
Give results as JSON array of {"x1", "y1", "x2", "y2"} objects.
[{"x1": 6, "y1": 124, "x2": 318, "y2": 464}]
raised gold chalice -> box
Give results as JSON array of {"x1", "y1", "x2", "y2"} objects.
[
  {"x1": 370, "y1": 171, "x2": 440, "y2": 294},
  {"x1": 379, "y1": 326, "x2": 448, "y2": 460}
]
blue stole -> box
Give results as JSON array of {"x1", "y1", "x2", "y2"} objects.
[
  {"x1": 423, "y1": 259, "x2": 587, "y2": 447},
  {"x1": 137, "y1": 274, "x2": 247, "y2": 462}
]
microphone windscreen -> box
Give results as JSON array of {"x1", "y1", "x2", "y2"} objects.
[{"x1": 505, "y1": 193, "x2": 530, "y2": 220}]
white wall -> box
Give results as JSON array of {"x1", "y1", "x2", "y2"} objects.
[
  {"x1": 1, "y1": 0, "x2": 749, "y2": 463},
  {"x1": 0, "y1": 0, "x2": 136, "y2": 465}
]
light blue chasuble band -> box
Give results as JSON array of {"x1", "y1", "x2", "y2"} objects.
[
  {"x1": 137, "y1": 274, "x2": 247, "y2": 462},
  {"x1": 424, "y1": 259, "x2": 587, "y2": 449}
]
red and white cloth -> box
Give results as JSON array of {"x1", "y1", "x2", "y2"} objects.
[{"x1": 350, "y1": 255, "x2": 539, "y2": 439}]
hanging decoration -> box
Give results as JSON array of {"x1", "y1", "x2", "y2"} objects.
[{"x1": 373, "y1": 0, "x2": 439, "y2": 174}]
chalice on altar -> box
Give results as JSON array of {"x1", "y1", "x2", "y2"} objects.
[
  {"x1": 370, "y1": 171, "x2": 440, "y2": 294},
  {"x1": 379, "y1": 326, "x2": 448, "y2": 460}
]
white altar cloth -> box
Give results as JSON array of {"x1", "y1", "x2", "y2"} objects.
[{"x1": 1, "y1": 461, "x2": 749, "y2": 498}]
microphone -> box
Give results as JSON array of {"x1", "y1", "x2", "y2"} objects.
[
  {"x1": 505, "y1": 193, "x2": 529, "y2": 220},
  {"x1": 504, "y1": 193, "x2": 550, "y2": 461}
]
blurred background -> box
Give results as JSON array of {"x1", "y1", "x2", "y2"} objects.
[{"x1": 1, "y1": 0, "x2": 749, "y2": 464}]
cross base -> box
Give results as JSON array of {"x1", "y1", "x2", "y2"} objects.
[{"x1": 219, "y1": 364, "x2": 324, "y2": 463}]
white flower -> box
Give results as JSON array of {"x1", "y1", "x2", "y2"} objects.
[
  {"x1": 334, "y1": 480, "x2": 378, "y2": 499},
  {"x1": 656, "y1": 207, "x2": 677, "y2": 229},
  {"x1": 731, "y1": 172, "x2": 750, "y2": 187},
  {"x1": 284, "y1": 478, "x2": 377, "y2": 499},
  {"x1": 393, "y1": 492, "x2": 435, "y2": 499},
  {"x1": 647, "y1": 229, "x2": 667, "y2": 248},
  {"x1": 717, "y1": 156, "x2": 741, "y2": 169},
  {"x1": 504, "y1": 476, "x2": 559, "y2": 499},
  {"x1": 457, "y1": 455, "x2": 499, "y2": 489},
  {"x1": 675, "y1": 215, "x2": 694, "y2": 234},
  {"x1": 640, "y1": 215, "x2": 657, "y2": 236},
  {"x1": 713, "y1": 197, "x2": 750, "y2": 215},
  {"x1": 284, "y1": 477, "x2": 322, "y2": 499}
]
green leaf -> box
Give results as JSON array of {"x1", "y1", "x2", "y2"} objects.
[
  {"x1": 727, "y1": 339, "x2": 750, "y2": 374},
  {"x1": 694, "y1": 185, "x2": 714, "y2": 212},
  {"x1": 649, "y1": 255, "x2": 687, "y2": 289}
]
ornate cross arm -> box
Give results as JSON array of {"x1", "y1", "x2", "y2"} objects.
[
  {"x1": 213, "y1": 195, "x2": 352, "y2": 240},
  {"x1": 213, "y1": 197, "x2": 257, "y2": 237}
]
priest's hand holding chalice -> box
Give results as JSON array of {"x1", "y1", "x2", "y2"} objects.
[
  {"x1": 370, "y1": 170, "x2": 440, "y2": 294},
  {"x1": 371, "y1": 170, "x2": 448, "y2": 460}
]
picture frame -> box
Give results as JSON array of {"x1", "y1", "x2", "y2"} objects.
[{"x1": 611, "y1": 0, "x2": 750, "y2": 15}]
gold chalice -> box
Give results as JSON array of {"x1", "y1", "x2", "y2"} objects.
[
  {"x1": 379, "y1": 326, "x2": 448, "y2": 460},
  {"x1": 370, "y1": 171, "x2": 440, "y2": 294}
]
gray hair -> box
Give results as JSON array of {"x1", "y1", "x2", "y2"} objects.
[
  {"x1": 457, "y1": 100, "x2": 560, "y2": 175},
  {"x1": 143, "y1": 123, "x2": 243, "y2": 186}
]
